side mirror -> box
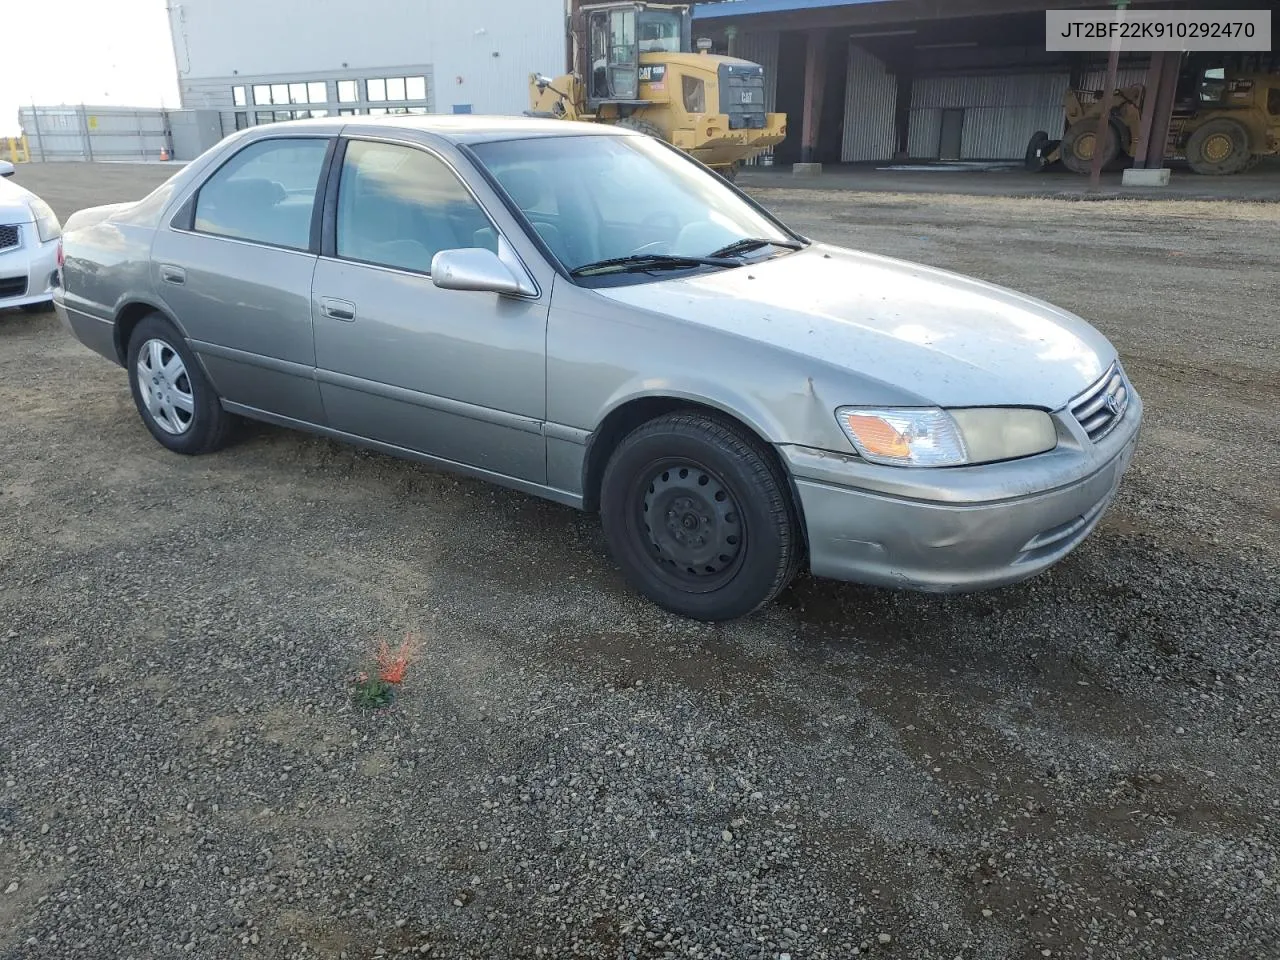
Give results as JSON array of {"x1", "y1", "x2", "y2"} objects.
[
  {"x1": 431, "y1": 247, "x2": 528, "y2": 296},
  {"x1": 0, "y1": 160, "x2": 15, "y2": 178}
]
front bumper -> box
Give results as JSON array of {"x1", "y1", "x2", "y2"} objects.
[
  {"x1": 0, "y1": 230, "x2": 60, "y2": 309},
  {"x1": 783, "y1": 391, "x2": 1143, "y2": 593}
]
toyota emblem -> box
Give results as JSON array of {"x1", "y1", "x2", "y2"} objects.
[{"x1": 1104, "y1": 392, "x2": 1121, "y2": 416}]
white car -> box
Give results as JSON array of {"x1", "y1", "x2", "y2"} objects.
[{"x1": 0, "y1": 160, "x2": 63, "y2": 313}]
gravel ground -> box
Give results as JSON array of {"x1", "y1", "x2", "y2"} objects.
[{"x1": 1, "y1": 164, "x2": 1278, "y2": 960}]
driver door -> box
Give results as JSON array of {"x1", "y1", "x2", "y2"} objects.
[{"x1": 587, "y1": 6, "x2": 639, "y2": 103}]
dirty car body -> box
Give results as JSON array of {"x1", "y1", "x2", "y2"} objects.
[{"x1": 54, "y1": 116, "x2": 1142, "y2": 621}]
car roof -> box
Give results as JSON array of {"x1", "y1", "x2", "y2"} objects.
[{"x1": 243, "y1": 114, "x2": 632, "y2": 145}]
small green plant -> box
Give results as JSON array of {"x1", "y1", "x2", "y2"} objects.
[
  {"x1": 350, "y1": 671, "x2": 395, "y2": 710},
  {"x1": 349, "y1": 632, "x2": 422, "y2": 710}
]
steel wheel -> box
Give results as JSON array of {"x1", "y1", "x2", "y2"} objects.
[
  {"x1": 135, "y1": 337, "x2": 195, "y2": 435},
  {"x1": 637, "y1": 459, "x2": 746, "y2": 592}
]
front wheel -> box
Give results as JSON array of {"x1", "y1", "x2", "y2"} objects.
[
  {"x1": 127, "y1": 313, "x2": 233, "y2": 455},
  {"x1": 600, "y1": 412, "x2": 802, "y2": 621}
]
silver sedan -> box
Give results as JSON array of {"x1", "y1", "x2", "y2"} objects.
[{"x1": 54, "y1": 116, "x2": 1142, "y2": 621}]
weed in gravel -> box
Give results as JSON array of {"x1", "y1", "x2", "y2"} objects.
[{"x1": 349, "y1": 632, "x2": 422, "y2": 710}]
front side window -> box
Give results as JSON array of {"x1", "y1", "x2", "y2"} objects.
[
  {"x1": 471, "y1": 134, "x2": 793, "y2": 276},
  {"x1": 638, "y1": 10, "x2": 682, "y2": 53},
  {"x1": 193, "y1": 137, "x2": 329, "y2": 250},
  {"x1": 335, "y1": 140, "x2": 497, "y2": 274}
]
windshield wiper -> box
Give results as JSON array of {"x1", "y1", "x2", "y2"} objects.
[
  {"x1": 708, "y1": 237, "x2": 805, "y2": 259},
  {"x1": 570, "y1": 253, "x2": 741, "y2": 278}
]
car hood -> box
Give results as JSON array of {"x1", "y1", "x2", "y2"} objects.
[
  {"x1": 595, "y1": 243, "x2": 1116, "y2": 410},
  {"x1": 0, "y1": 177, "x2": 36, "y2": 223}
]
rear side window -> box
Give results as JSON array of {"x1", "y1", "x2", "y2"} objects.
[
  {"x1": 335, "y1": 139, "x2": 497, "y2": 274},
  {"x1": 193, "y1": 138, "x2": 329, "y2": 250}
]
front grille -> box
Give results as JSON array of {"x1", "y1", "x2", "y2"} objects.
[
  {"x1": 0, "y1": 224, "x2": 19, "y2": 251},
  {"x1": 1070, "y1": 362, "x2": 1130, "y2": 442},
  {"x1": 719, "y1": 63, "x2": 767, "y2": 130},
  {"x1": 0, "y1": 275, "x2": 28, "y2": 299}
]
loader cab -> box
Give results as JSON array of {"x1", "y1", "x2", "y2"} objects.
[{"x1": 583, "y1": 2, "x2": 692, "y2": 106}]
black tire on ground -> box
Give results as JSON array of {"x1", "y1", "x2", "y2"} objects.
[
  {"x1": 599, "y1": 411, "x2": 802, "y2": 622},
  {"x1": 716, "y1": 161, "x2": 741, "y2": 183},
  {"x1": 1185, "y1": 118, "x2": 1252, "y2": 176},
  {"x1": 1241, "y1": 154, "x2": 1262, "y2": 172},
  {"x1": 1061, "y1": 116, "x2": 1129, "y2": 175},
  {"x1": 126, "y1": 312, "x2": 233, "y2": 455},
  {"x1": 614, "y1": 116, "x2": 665, "y2": 140},
  {"x1": 1025, "y1": 131, "x2": 1051, "y2": 172}
]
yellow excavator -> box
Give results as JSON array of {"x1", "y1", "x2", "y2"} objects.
[{"x1": 527, "y1": 1, "x2": 787, "y2": 180}]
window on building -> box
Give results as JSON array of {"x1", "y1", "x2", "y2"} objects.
[
  {"x1": 289, "y1": 82, "x2": 308, "y2": 104},
  {"x1": 338, "y1": 80, "x2": 359, "y2": 103},
  {"x1": 407, "y1": 107, "x2": 428, "y2": 114},
  {"x1": 308, "y1": 81, "x2": 328, "y2": 104},
  {"x1": 253, "y1": 85, "x2": 271, "y2": 106},
  {"x1": 234, "y1": 111, "x2": 249, "y2": 130},
  {"x1": 271, "y1": 83, "x2": 289, "y2": 105},
  {"x1": 232, "y1": 85, "x2": 248, "y2": 107},
  {"x1": 194, "y1": 137, "x2": 329, "y2": 250},
  {"x1": 335, "y1": 139, "x2": 496, "y2": 274},
  {"x1": 311, "y1": 109, "x2": 329, "y2": 118},
  {"x1": 338, "y1": 108, "x2": 360, "y2": 116},
  {"x1": 365, "y1": 76, "x2": 428, "y2": 103},
  {"x1": 275, "y1": 110, "x2": 293, "y2": 123},
  {"x1": 255, "y1": 111, "x2": 274, "y2": 125},
  {"x1": 369, "y1": 107, "x2": 388, "y2": 115}
]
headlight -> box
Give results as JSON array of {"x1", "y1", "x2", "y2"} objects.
[
  {"x1": 28, "y1": 197, "x2": 61, "y2": 243},
  {"x1": 835, "y1": 406, "x2": 1056, "y2": 467}
]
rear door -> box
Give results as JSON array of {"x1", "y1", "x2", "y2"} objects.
[
  {"x1": 151, "y1": 135, "x2": 332, "y2": 424},
  {"x1": 310, "y1": 136, "x2": 549, "y2": 483}
]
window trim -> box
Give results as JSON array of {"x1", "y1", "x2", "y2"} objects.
[
  {"x1": 319, "y1": 134, "x2": 539, "y2": 297},
  {"x1": 170, "y1": 134, "x2": 337, "y2": 255}
]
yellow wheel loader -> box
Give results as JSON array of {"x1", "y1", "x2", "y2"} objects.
[
  {"x1": 1027, "y1": 63, "x2": 1280, "y2": 176},
  {"x1": 527, "y1": 1, "x2": 787, "y2": 181}
]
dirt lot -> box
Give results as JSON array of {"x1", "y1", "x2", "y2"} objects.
[{"x1": 1, "y1": 163, "x2": 1278, "y2": 960}]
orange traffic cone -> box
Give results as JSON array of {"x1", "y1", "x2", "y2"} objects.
[{"x1": 160, "y1": 146, "x2": 170, "y2": 161}]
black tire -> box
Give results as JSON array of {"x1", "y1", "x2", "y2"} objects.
[
  {"x1": 718, "y1": 161, "x2": 741, "y2": 183},
  {"x1": 1186, "y1": 118, "x2": 1252, "y2": 176},
  {"x1": 1025, "y1": 130, "x2": 1050, "y2": 172},
  {"x1": 126, "y1": 312, "x2": 233, "y2": 455},
  {"x1": 599, "y1": 411, "x2": 802, "y2": 621},
  {"x1": 1061, "y1": 116, "x2": 1128, "y2": 175},
  {"x1": 615, "y1": 116, "x2": 665, "y2": 141}
]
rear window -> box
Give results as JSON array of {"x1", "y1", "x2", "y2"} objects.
[{"x1": 193, "y1": 138, "x2": 329, "y2": 250}]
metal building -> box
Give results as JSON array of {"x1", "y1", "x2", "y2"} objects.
[
  {"x1": 165, "y1": 0, "x2": 568, "y2": 136},
  {"x1": 693, "y1": 0, "x2": 1278, "y2": 167}
]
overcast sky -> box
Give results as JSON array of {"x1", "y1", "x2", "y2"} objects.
[{"x1": 2, "y1": 0, "x2": 179, "y2": 137}]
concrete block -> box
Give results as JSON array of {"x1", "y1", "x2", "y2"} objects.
[
  {"x1": 1122, "y1": 167, "x2": 1171, "y2": 187},
  {"x1": 792, "y1": 162, "x2": 823, "y2": 178}
]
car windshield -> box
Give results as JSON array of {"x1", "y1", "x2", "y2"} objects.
[{"x1": 469, "y1": 134, "x2": 798, "y2": 278}]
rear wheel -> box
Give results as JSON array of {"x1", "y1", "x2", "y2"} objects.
[
  {"x1": 599, "y1": 412, "x2": 802, "y2": 622},
  {"x1": 126, "y1": 313, "x2": 233, "y2": 455},
  {"x1": 1061, "y1": 116, "x2": 1128, "y2": 175},
  {"x1": 1186, "y1": 118, "x2": 1252, "y2": 176}
]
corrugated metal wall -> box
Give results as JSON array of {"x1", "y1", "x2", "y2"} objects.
[
  {"x1": 909, "y1": 73, "x2": 1070, "y2": 160},
  {"x1": 1080, "y1": 66, "x2": 1150, "y2": 90},
  {"x1": 19, "y1": 106, "x2": 172, "y2": 162},
  {"x1": 734, "y1": 30, "x2": 779, "y2": 165},
  {"x1": 841, "y1": 43, "x2": 897, "y2": 162}
]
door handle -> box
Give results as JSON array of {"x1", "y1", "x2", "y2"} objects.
[
  {"x1": 159, "y1": 264, "x2": 186, "y2": 285},
  {"x1": 319, "y1": 297, "x2": 356, "y2": 322}
]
